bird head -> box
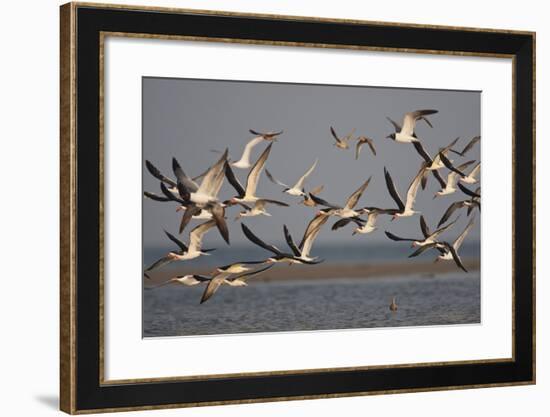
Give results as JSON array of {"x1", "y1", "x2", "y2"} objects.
[{"x1": 386, "y1": 133, "x2": 396, "y2": 140}]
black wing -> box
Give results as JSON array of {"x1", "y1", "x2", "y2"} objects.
[
  {"x1": 331, "y1": 217, "x2": 364, "y2": 231},
  {"x1": 383, "y1": 167, "x2": 405, "y2": 211},
  {"x1": 210, "y1": 204, "x2": 230, "y2": 244},
  {"x1": 432, "y1": 170, "x2": 447, "y2": 189},
  {"x1": 145, "y1": 160, "x2": 177, "y2": 187},
  {"x1": 224, "y1": 163, "x2": 245, "y2": 197},
  {"x1": 439, "y1": 152, "x2": 467, "y2": 177},
  {"x1": 178, "y1": 205, "x2": 200, "y2": 234},
  {"x1": 437, "y1": 201, "x2": 464, "y2": 227},
  {"x1": 241, "y1": 223, "x2": 282, "y2": 256},
  {"x1": 308, "y1": 193, "x2": 340, "y2": 209},
  {"x1": 458, "y1": 183, "x2": 481, "y2": 198},
  {"x1": 411, "y1": 141, "x2": 433, "y2": 164},
  {"x1": 144, "y1": 255, "x2": 174, "y2": 272},
  {"x1": 420, "y1": 215, "x2": 430, "y2": 239},
  {"x1": 441, "y1": 242, "x2": 468, "y2": 272},
  {"x1": 144, "y1": 191, "x2": 171, "y2": 202},
  {"x1": 385, "y1": 231, "x2": 417, "y2": 242},
  {"x1": 160, "y1": 182, "x2": 185, "y2": 204},
  {"x1": 386, "y1": 116, "x2": 402, "y2": 132},
  {"x1": 258, "y1": 199, "x2": 290, "y2": 207},
  {"x1": 164, "y1": 229, "x2": 188, "y2": 252},
  {"x1": 172, "y1": 157, "x2": 199, "y2": 192},
  {"x1": 283, "y1": 225, "x2": 302, "y2": 257}
]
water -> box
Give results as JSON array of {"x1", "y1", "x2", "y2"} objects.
[{"x1": 143, "y1": 272, "x2": 480, "y2": 337}]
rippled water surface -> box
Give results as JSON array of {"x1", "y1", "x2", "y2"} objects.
[{"x1": 143, "y1": 272, "x2": 480, "y2": 337}]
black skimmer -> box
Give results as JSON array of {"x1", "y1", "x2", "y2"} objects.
[
  {"x1": 433, "y1": 160, "x2": 476, "y2": 198},
  {"x1": 240, "y1": 223, "x2": 323, "y2": 265},
  {"x1": 308, "y1": 177, "x2": 372, "y2": 218},
  {"x1": 233, "y1": 199, "x2": 289, "y2": 220},
  {"x1": 386, "y1": 109, "x2": 438, "y2": 143},
  {"x1": 265, "y1": 159, "x2": 318, "y2": 197},
  {"x1": 437, "y1": 184, "x2": 480, "y2": 227},
  {"x1": 283, "y1": 213, "x2": 329, "y2": 262},
  {"x1": 144, "y1": 221, "x2": 217, "y2": 272},
  {"x1": 200, "y1": 264, "x2": 274, "y2": 304},
  {"x1": 385, "y1": 215, "x2": 458, "y2": 247},
  {"x1": 225, "y1": 143, "x2": 284, "y2": 205},
  {"x1": 409, "y1": 216, "x2": 476, "y2": 272},
  {"x1": 383, "y1": 166, "x2": 425, "y2": 219},
  {"x1": 229, "y1": 130, "x2": 278, "y2": 170}
]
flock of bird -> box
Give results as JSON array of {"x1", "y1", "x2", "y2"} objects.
[{"x1": 144, "y1": 109, "x2": 481, "y2": 306}]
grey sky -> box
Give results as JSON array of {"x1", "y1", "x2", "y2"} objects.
[{"x1": 142, "y1": 77, "x2": 480, "y2": 249}]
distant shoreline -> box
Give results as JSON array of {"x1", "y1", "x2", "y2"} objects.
[{"x1": 144, "y1": 259, "x2": 480, "y2": 284}]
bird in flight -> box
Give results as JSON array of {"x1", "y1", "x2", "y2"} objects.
[{"x1": 386, "y1": 109, "x2": 438, "y2": 143}]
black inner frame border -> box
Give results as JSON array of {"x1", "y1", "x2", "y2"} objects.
[{"x1": 74, "y1": 5, "x2": 534, "y2": 411}]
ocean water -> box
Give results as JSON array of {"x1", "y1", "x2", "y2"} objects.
[{"x1": 143, "y1": 272, "x2": 480, "y2": 337}]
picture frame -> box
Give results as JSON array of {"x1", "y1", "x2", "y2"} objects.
[{"x1": 60, "y1": 2, "x2": 535, "y2": 414}]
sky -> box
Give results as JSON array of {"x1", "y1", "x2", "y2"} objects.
[{"x1": 142, "y1": 77, "x2": 480, "y2": 250}]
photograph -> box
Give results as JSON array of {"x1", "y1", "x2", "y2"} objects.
[{"x1": 141, "y1": 77, "x2": 481, "y2": 337}]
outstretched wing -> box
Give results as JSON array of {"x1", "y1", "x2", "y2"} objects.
[
  {"x1": 439, "y1": 152, "x2": 467, "y2": 177},
  {"x1": 200, "y1": 276, "x2": 226, "y2": 304},
  {"x1": 458, "y1": 183, "x2": 481, "y2": 198},
  {"x1": 172, "y1": 157, "x2": 200, "y2": 192},
  {"x1": 241, "y1": 223, "x2": 282, "y2": 256},
  {"x1": 411, "y1": 141, "x2": 433, "y2": 164},
  {"x1": 225, "y1": 163, "x2": 246, "y2": 197},
  {"x1": 330, "y1": 126, "x2": 344, "y2": 145},
  {"x1": 438, "y1": 201, "x2": 465, "y2": 227},
  {"x1": 144, "y1": 255, "x2": 174, "y2": 272},
  {"x1": 144, "y1": 191, "x2": 171, "y2": 202},
  {"x1": 265, "y1": 169, "x2": 288, "y2": 188},
  {"x1": 209, "y1": 204, "x2": 230, "y2": 245},
  {"x1": 188, "y1": 220, "x2": 216, "y2": 253},
  {"x1": 420, "y1": 215, "x2": 431, "y2": 239},
  {"x1": 386, "y1": 116, "x2": 402, "y2": 133},
  {"x1": 178, "y1": 205, "x2": 201, "y2": 234},
  {"x1": 293, "y1": 159, "x2": 318, "y2": 190},
  {"x1": 385, "y1": 231, "x2": 417, "y2": 242},
  {"x1": 440, "y1": 242, "x2": 468, "y2": 272},
  {"x1": 404, "y1": 167, "x2": 425, "y2": 213},
  {"x1": 145, "y1": 160, "x2": 177, "y2": 187},
  {"x1": 164, "y1": 230, "x2": 188, "y2": 252},
  {"x1": 309, "y1": 193, "x2": 340, "y2": 209},
  {"x1": 344, "y1": 177, "x2": 371, "y2": 210},
  {"x1": 384, "y1": 168, "x2": 405, "y2": 211},
  {"x1": 245, "y1": 143, "x2": 272, "y2": 198},
  {"x1": 453, "y1": 215, "x2": 476, "y2": 251},
  {"x1": 283, "y1": 225, "x2": 301, "y2": 257}
]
